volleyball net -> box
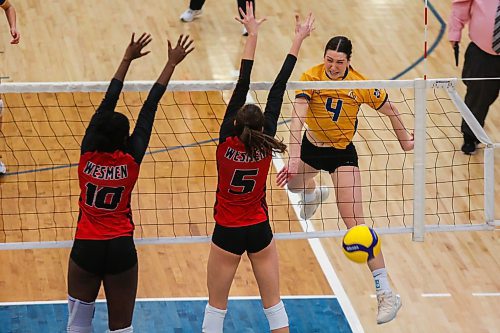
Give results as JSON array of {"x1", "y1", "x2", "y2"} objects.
[{"x1": 0, "y1": 78, "x2": 497, "y2": 249}]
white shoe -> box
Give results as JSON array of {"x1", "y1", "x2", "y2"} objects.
[
  {"x1": 180, "y1": 9, "x2": 202, "y2": 22},
  {"x1": 242, "y1": 26, "x2": 248, "y2": 36},
  {"x1": 0, "y1": 98, "x2": 4, "y2": 116},
  {"x1": 299, "y1": 186, "x2": 329, "y2": 220},
  {"x1": 0, "y1": 161, "x2": 6, "y2": 174},
  {"x1": 376, "y1": 291, "x2": 402, "y2": 324}
]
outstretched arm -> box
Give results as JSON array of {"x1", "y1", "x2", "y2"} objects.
[
  {"x1": 96, "y1": 33, "x2": 152, "y2": 117},
  {"x1": 220, "y1": 1, "x2": 265, "y2": 141},
  {"x1": 264, "y1": 13, "x2": 314, "y2": 136},
  {"x1": 378, "y1": 101, "x2": 414, "y2": 151},
  {"x1": 129, "y1": 35, "x2": 194, "y2": 164},
  {"x1": 1, "y1": 1, "x2": 19, "y2": 44},
  {"x1": 82, "y1": 33, "x2": 152, "y2": 153}
]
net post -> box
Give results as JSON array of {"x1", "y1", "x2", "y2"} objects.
[
  {"x1": 447, "y1": 80, "x2": 496, "y2": 226},
  {"x1": 484, "y1": 146, "x2": 495, "y2": 225},
  {"x1": 446, "y1": 81, "x2": 491, "y2": 144},
  {"x1": 446, "y1": 81, "x2": 495, "y2": 226},
  {"x1": 412, "y1": 78, "x2": 427, "y2": 241}
]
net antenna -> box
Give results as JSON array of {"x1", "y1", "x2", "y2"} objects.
[
  {"x1": 423, "y1": 0, "x2": 429, "y2": 80},
  {"x1": 0, "y1": 78, "x2": 497, "y2": 250}
]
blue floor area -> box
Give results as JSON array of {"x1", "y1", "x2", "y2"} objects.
[{"x1": 0, "y1": 297, "x2": 351, "y2": 333}]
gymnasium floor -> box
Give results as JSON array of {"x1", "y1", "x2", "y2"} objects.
[{"x1": 0, "y1": 1, "x2": 499, "y2": 332}]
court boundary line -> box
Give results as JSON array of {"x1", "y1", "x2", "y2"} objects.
[
  {"x1": 0, "y1": 295, "x2": 338, "y2": 306},
  {"x1": 472, "y1": 293, "x2": 500, "y2": 297},
  {"x1": 421, "y1": 293, "x2": 452, "y2": 297},
  {"x1": 4, "y1": 292, "x2": 500, "y2": 307}
]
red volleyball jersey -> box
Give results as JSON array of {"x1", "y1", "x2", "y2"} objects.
[
  {"x1": 76, "y1": 150, "x2": 140, "y2": 240},
  {"x1": 214, "y1": 136, "x2": 271, "y2": 227}
]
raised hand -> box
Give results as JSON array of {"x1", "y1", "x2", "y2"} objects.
[
  {"x1": 123, "y1": 32, "x2": 152, "y2": 62},
  {"x1": 294, "y1": 13, "x2": 315, "y2": 41},
  {"x1": 276, "y1": 166, "x2": 289, "y2": 188},
  {"x1": 276, "y1": 157, "x2": 300, "y2": 187},
  {"x1": 235, "y1": 1, "x2": 266, "y2": 36},
  {"x1": 167, "y1": 34, "x2": 195, "y2": 66}
]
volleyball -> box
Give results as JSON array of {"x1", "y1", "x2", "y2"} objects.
[{"x1": 342, "y1": 225, "x2": 381, "y2": 263}]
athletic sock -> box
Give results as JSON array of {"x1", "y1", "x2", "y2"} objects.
[
  {"x1": 302, "y1": 189, "x2": 317, "y2": 202},
  {"x1": 372, "y1": 268, "x2": 391, "y2": 293}
]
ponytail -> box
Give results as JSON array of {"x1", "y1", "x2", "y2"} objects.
[
  {"x1": 235, "y1": 104, "x2": 287, "y2": 160},
  {"x1": 238, "y1": 124, "x2": 287, "y2": 160}
]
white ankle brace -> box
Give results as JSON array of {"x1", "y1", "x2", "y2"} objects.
[
  {"x1": 264, "y1": 300, "x2": 289, "y2": 330},
  {"x1": 202, "y1": 304, "x2": 227, "y2": 333}
]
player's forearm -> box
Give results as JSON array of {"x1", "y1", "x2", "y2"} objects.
[
  {"x1": 387, "y1": 111, "x2": 413, "y2": 150},
  {"x1": 289, "y1": 36, "x2": 304, "y2": 58},
  {"x1": 288, "y1": 117, "x2": 304, "y2": 159},
  {"x1": 226, "y1": 60, "x2": 253, "y2": 115},
  {"x1": 113, "y1": 59, "x2": 132, "y2": 82},
  {"x1": 4, "y1": 6, "x2": 16, "y2": 30},
  {"x1": 242, "y1": 34, "x2": 258, "y2": 61},
  {"x1": 156, "y1": 62, "x2": 176, "y2": 87},
  {"x1": 96, "y1": 78, "x2": 124, "y2": 116},
  {"x1": 263, "y1": 54, "x2": 297, "y2": 126},
  {"x1": 289, "y1": 99, "x2": 308, "y2": 158},
  {"x1": 389, "y1": 115, "x2": 410, "y2": 141},
  {"x1": 379, "y1": 102, "x2": 412, "y2": 147}
]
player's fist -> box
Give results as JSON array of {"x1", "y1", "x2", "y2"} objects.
[{"x1": 10, "y1": 27, "x2": 20, "y2": 44}]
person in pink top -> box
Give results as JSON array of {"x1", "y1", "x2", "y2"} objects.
[{"x1": 448, "y1": 0, "x2": 500, "y2": 154}]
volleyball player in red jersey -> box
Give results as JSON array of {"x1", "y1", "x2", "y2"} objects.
[
  {"x1": 202, "y1": 3, "x2": 314, "y2": 332},
  {"x1": 67, "y1": 33, "x2": 193, "y2": 333}
]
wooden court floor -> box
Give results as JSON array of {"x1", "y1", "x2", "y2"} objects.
[{"x1": 1, "y1": 1, "x2": 499, "y2": 332}]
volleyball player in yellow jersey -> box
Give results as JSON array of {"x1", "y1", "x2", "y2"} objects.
[{"x1": 277, "y1": 36, "x2": 414, "y2": 324}]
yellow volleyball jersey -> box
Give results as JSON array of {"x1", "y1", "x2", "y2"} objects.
[{"x1": 295, "y1": 64, "x2": 388, "y2": 149}]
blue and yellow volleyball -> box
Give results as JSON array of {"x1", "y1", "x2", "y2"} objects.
[{"x1": 342, "y1": 225, "x2": 381, "y2": 263}]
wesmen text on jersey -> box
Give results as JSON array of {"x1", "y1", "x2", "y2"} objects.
[
  {"x1": 76, "y1": 150, "x2": 139, "y2": 240},
  {"x1": 214, "y1": 136, "x2": 271, "y2": 227}
]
